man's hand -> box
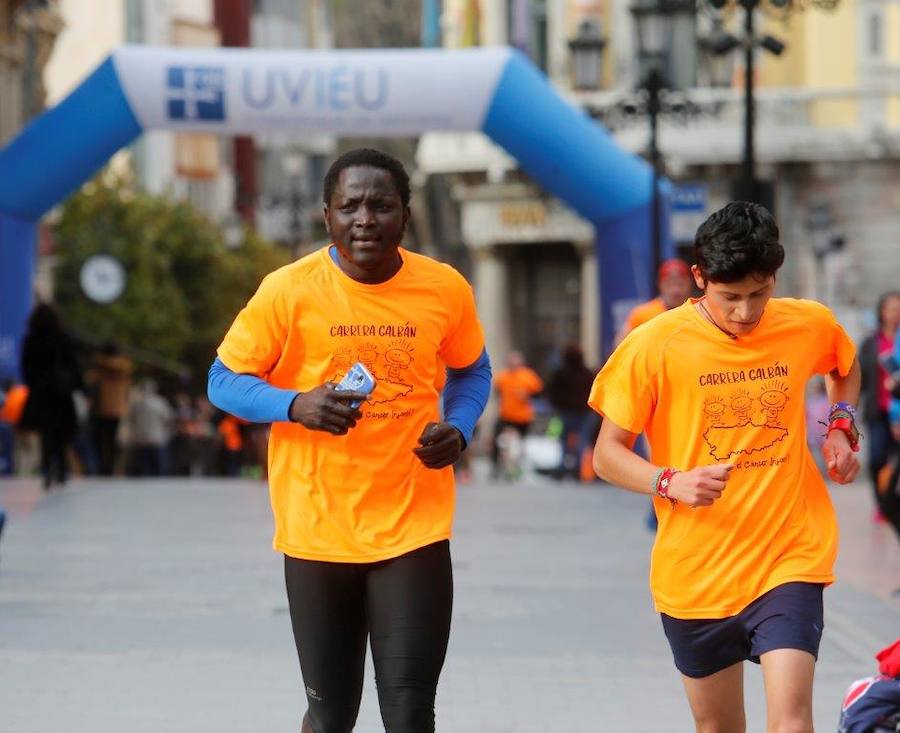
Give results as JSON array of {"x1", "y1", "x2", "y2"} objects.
[
  {"x1": 288, "y1": 384, "x2": 367, "y2": 435},
  {"x1": 667, "y1": 464, "x2": 734, "y2": 507},
  {"x1": 413, "y1": 422, "x2": 463, "y2": 469},
  {"x1": 822, "y1": 430, "x2": 860, "y2": 484}
]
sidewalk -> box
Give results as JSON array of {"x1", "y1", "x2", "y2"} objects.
[{"x1": 0, "y1": 473, "x2": 897, "y2": 733}]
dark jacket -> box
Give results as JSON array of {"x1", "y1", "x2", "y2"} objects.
[
  {"x1": 859, "y1": 333, "x2": 900, "y2": 423},
  {"x1": 859, "y1": 334, "x2": 882, "y2": 423},
  {"x1": 547, "y1": 360, "x2": 595, "y2": 413},
  {"x1": 20, "y1": 329, "x2": 81, "y2": 437}
]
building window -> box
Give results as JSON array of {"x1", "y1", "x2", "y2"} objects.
[
  {"x1": 125, "y1": 0, "x2": 143, "y2": 43},
  {"x1": 253, "y1": 0, "x2": 307, "y2": 48},
  {"x1": 867, "y1": 11, "x2": 882, "y2": 58},
  {"x1": 507, "y1": 0, "x2": 548, "y2": 71}
]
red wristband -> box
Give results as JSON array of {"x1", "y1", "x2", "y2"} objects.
[
  {"x1": 655, "y1": 467, "x2": 679, "y2": 506},
  {"x1": 827, "y1": 417, "x2": 860, "y2": 452}
]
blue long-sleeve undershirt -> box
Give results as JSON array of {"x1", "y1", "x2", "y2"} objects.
[
  {"x1": 443, "y1": 348, "x2": 491, "y2": 445},
  {"x1": 207, "y1": 358, "x2": 297, "y2": 423},
  {"x1": 206, "y1": 349, "x2": 492, "y2": 446}
]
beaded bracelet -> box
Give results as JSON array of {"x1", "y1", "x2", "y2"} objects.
[
  {"x1": 820, "y1": 401, "x2": 861, "y2": 452},
  {"x1": 829, "y1": 402, "x2": 857, "y2": 420}
]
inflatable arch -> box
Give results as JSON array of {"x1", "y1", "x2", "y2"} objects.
[{"x1": 0, "y1": 46, "x2": 669, "y2": 378}]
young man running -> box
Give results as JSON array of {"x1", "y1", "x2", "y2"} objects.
[
  {"x1": 590, "y1": 202, "x2": 861, "y2": 733},
  {"x1": 208, "y1": 148, "x2": 491, "y2": 733}
]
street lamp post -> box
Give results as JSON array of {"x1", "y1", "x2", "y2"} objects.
[
  {"x1": 281, "y1": 151, "x2": 312, "y2": 254},
  {"x1": 630, "y1": 0, "x2": 693, "y2": 290},
  {"x1": 732, "y1": 0, "x2": 786, "y2": 202},
  {"x1": 646, "y1": 68, "x2": 664, "y2": 282},
  {"x1": 700, "y1": 0, "x2": 813, "y2": 204}
]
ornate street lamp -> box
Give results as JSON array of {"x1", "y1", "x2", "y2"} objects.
[
  {"x1": 697, "y1": 18, "x2": 740, "y2": 87},
  {"x1": 699, "y1": 0, "x2": 835, "y2": 204},
  {"x1": 568, "y1": 19, "x2": 607, "y2": 91}
]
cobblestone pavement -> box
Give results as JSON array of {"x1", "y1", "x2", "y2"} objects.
[{"x1": 0, "y1": 471, "x2": 897, "y2": 732}]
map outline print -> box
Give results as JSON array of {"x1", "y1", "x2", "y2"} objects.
[
  {"x1": 329, "y1": 340, "x2": 415, "y2": 406},
  {"x1": 701, "y1": 382, "x2": 791, "y2": 462},
  {"x1": 703, "y1": 420, "x2": 789, "y2": 461}
]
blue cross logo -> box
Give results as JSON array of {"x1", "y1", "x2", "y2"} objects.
[{"x1": 166, "y1": 66, "x2": 225, "y2": 122}]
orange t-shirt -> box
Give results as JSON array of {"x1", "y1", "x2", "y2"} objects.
[
  {"x1": 218, "y1": 415, "x2": 246, "y2": 451},
  {"x1": 0, "y1": 384, "x2": 28, "y2": 424},
  {"x1": 494, "y1": 367, "x2": 543, "y2": 424},
  {"x1": 624, "y1": 297, "x2": 667, "y2": 334},
  {"x1": 589, "y1": 298, "x2": 856, "y2": 619},
  {"x1": 217, "y1": 246, "x2": 485, "y2": 563}
]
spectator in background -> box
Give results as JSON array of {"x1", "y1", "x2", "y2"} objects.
[
  {"x1": 87, "y1": 342, "x2": 133, "y2": 476},
  {"x1": 217, "y1": 413, "x2": 246, "y2": 477},
  {"x1": 170, "y1": 392, "x2": 197, "y2": 476},
  {"x1": 128, "y1": 380, "x2": 173, "y2": 477},
  {"x1": 70, "y1": 388, "x2": 97, "y2": 476},
  {"x1": 615, "y1": 258, "x2": 694, "y2": 346},
  {"x1": 491, "y1": 350, "x2": 543, "y2": 478},
  {"x1": 859, "y1": 292, "x2": 900, "y2": 522},
  {"x1": 0, "y1": 379, "x2": 28, "y2": 476},
  {"x1": 244, "y1": 422, "x2": 270, "y2": 480},
  {"x1": 615, "y1": 258, "x2": 694, "y2": 528},
  {"x1": 881, "y1": 325, "x2": 900, "y2": 542},
  {"x1": 547, "y1": 343, "x2": 597, "y2": 481},
  {"x1": 193, "y1": 396, "x2": 219, "y2": 476},
  {"x1": 0, "y1": 382, "x2": 8, "y2": 547},
  {"x1": 19, "y1": 304, "x2": 82, "y2": 490}
]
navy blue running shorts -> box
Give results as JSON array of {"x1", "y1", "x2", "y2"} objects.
[{"x1": 661, "y1": 582, "x2": 825, "y2": 679}]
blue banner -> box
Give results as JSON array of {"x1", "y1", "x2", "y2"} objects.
[
  {"x1": 0, "y1": 57, "x2": 141, "y2": 221},
  {"x1": 0, "y1": 214, "x2": 37, "y2": 380},
  {"x1": 0, "y1": 46, "x2": 668, "y2": 375},
  {"x1": 671, "y1": 182, "x2": 708, "y2": 244},
  {"x1": 596, "y1": 200, "x2": 672, "y2": 360}
]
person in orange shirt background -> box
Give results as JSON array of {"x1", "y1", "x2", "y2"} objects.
[
  {"x1": 207, "y1": 148, "x2": 491, "y2": 733},
  {"x1": 216, "y1": 413, "x2": 246, "y2": 477},
  {"x1": 591, "y1": 202, "x2": 860, "y2": 733},
  {"x1": 0, "y1": 379, "x2": 16, "y2": 542},
  {"x1": 615, "y1": 258, "x2": 694, "y2": 528},
  {"x1": 615, "y1": 257, "x2": 694, "y2": 345},
  {"x1": 491, "y1": 350, "x2": 543, "y2": 478},
  {"x1": 0, "y1": 379, "x2": 28, "y2": 478}
]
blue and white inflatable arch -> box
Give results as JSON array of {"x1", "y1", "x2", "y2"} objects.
[{"x1": 0, "y1": 46, "x2": 668, "y2": 377}]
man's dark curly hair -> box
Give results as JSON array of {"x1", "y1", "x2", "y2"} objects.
[
  {"x1": 322, "y1": 148, "x2": 411, "y2": 208},
  {"x1": 693, "y1": 201, "x2": 784, "y2": 283}
]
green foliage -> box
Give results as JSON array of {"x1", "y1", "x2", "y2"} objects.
[{"x1": 53, "y1": 176, "x2": 290, "y2": 386}]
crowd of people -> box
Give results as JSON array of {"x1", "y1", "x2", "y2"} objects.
[{"x1": 0, "y1": 305, "x2": 267, "y2": 488}]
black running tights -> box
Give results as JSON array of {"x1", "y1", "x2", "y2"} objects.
[{"x1": 284, "y1": 540, "x2": 453, "y2": 733}]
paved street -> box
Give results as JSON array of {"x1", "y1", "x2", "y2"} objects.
[{"x1": 1, "y1": 469, "x2": 897, "y2": 733}]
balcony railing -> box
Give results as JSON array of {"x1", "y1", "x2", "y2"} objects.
[{"x1": 571, "y1": 81, "x2": 900, "y2": 164}]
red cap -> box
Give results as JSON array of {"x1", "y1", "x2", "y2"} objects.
[{"x1": 658, "y1": 258, "x2": 691, "y2": 282}]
